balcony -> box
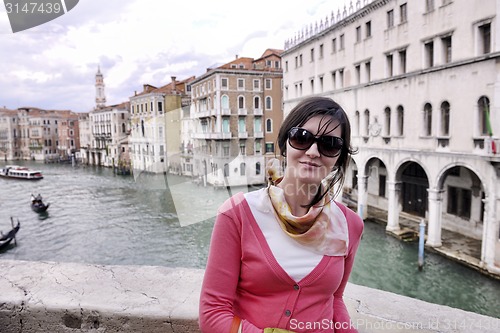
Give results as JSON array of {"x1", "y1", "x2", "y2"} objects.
[
  {"x1": 238, "y1": 132, "x2": 248, "y2": 139},
  {"x1": 194, "y1": 110, "x2": 210, "y2": 118},
  {"x1": 211, "y1": 132, "x2": 232, "y2": 140},
  {"x1": 254, "y1": 131, "x2": 264, "y2": 138},
  {"x1": 253, "y1": 108, "x2": 263, "y2": 116},
  {"x1": 221, "y1": 108, "x2": 231, "y2": 116},
  {"x1": 238, "y1": 108, "x2": 247, "y2": 116},
  {"x1": 473, "y1": 137, "x2": 500, "y2": 158},
  {"x1": 193, "y1": 132, "x2": 211, "y2": 139}
]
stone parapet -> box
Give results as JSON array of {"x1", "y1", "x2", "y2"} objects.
[{"x1": 0, "y1": 259, "x2": 498, "y2": 333}]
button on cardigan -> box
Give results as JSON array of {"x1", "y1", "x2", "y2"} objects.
[{"x1": 199, "y1": 192, "x2": 364, "y2": 333}]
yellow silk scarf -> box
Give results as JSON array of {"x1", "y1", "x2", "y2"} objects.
[{"x1": 266, "y1": 158, "x2": 348, "y2": 256}]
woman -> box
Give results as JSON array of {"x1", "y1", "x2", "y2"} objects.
[{"x1": 199, "y1": 96, "x2": 363, "y2": 333}]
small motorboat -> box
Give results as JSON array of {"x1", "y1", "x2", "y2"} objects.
[
  {"x1": 0, "y1": 165, "x2": 43, "y2": 180},
  {"x1": 0, "y1": 217, "x2": 20, "y2": 251},
  {"x1": 31, "y1": 194, "x2": 50, "y2": 213}
]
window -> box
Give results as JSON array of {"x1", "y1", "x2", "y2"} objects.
[
  {"x1": 285, "y1": 61, "x2": 288, "y2": 72},
  {"x1": 310, "y1": 48, "x2": 315, "y2": 62},
  {"x1": 332, "y1": 38, "x2": 337, "y2": 53},
  {"x1": 319, "y1": 76, "x2": 324, "y2": 92},
  {"x1": 365, "y1": 61, "x2": 371, "y2": 82},
  {"x1": 238, "y1": 96, "x2": 244, "y2": 109},
  {"x1": 253, "y1": 79, "x2": 260, "y2": 90},
  {"x1": 265, "y1": 96, "x2": 272, "y2": 110},
  {"x1": 266, "y1": 119, "x2": 272, "y2": 132},
  {"x1": 310, "y1": 79, "x2": 314, "y2": 93},
  {"x1": 299, "y1": 54, "x2": 303, "y2": 66},
  {"x1": 379, "y1": 175, "x2": 387, "y2": 197},
  {"x1": 254, "y1": 96, "x2": 260, "y2": 109},
  {"x1": 274, "y1": 61, "x2": 280, "y2": 68},
  {"x1": 255, "y1": 162, "x2": 261, "y2": 175},
  {"x1": 223, "y1": 143, "x2": 230, "y2": 156},
  {"x1": 238, "y1": 118, "x2": 246, "y2": 133},
  {"x1": 265, "y1": 79, "x2": 272, "y2": 90},
  {"x1": 384, "y1": 107, "x2": 391, "y2": 136},
  {"x1": 440, "y1": 101, "x2": 450, "y2": 136},
  {"x1": 478, "y1": 96, "x2": 491, "y2": 136},
  {"x1": 387, "y1": 10, "x2": 394, "y2": 28},
  {"x1": 426, "y1": 0, "x2": 434, "y2": 12},
  {"x1": 386, "y1": 54, "x2": 394, "y2": 77},
  {"x1": 122, "y1": 123, "x2": 126, "y2": 133},
  {"x1": 355, "y1": 111, "x2": 360, "y2": 136},
  {"x1": 238, "y1": 78, "x2": 245, "y2": 90},
  {"x1": 221, "y1": 78, "x2": 228, "y2": 89},
  {"x1": 254, "y1": 117, "x2": 262, "y2": 132},
  {"x1": 319, "y1": 44, "x2": 324, "y2": 58},
  {"x1": 339, "y1": 34, "x2": 345, "y2": 50},
  {"x1": 424, "y1": 103, "x2": 433, "y2": 136},
  {"x1": 158, "y1": 101, "x2": 163, "y2": 113},
  {"x1": 221, "y1": 95, "x2": 229, "y2": 109},
  {"x1": 365, "y1": 21, "x2": 371, "y2": 38},
  {"x1": 332, "y1": 72, "x2": 336, "y2": 90},
  {"x1": 400, "y1": 3, "x2": 407, "y2": 23},
  {"x1": 478, "y1": 23, "x2": 491, "y2": 55},
  {"x1": 425, "y1": 41, "x2": 434, "y2": 67},
  {"x1": 364, "y1": 110, "x2": 370, "y2": 136},
  {"x1": 447, "y1": 186, "x2": 471, "y2": 219},
  {"x1": 356, "y1": 26, "x2": 361, "y2": 43},
  {"x1": 240, "y1": 162, "x2": 246, "y2": 175},
  {"x1": 355, "y1": 65, "x2": 361, "y2": 84},
  {"x1": 399, "y1": 49, "x2": 407, "y2": 74},
  {"x1": 222, "y1": 118, "x2": 230, "y2": 133},
  {"x1": 442, "y1": 36, "x2": 452, "y2": 63},
  {"x1": 295, "y1": 56, "x2": 298, "y2": 68},
  {"x1": 224, "y1": 163, "x2": 229, "y2": 177},
  {"x1": 265, "y1": 142, "x2": 275, "y2": 153},
  {"x1": 255, "y1": 141, "x2": 261, "y2": 154}
]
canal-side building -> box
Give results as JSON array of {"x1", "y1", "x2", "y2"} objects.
[
  {"x1": 87, "y1": 101, "x2": 130, "y2": 168},
  {"x1": 189, "y1": 49, "x2": 283, "y2": 187},
  {"x1": 282, "y1": 0, "x2": 500, "y2": 275},
  {"x1": 0, "y1": 107, "x2": 18, "y2": 161},
  {"x1": 129, "y1": 76, "x2": 194, "y2": 174}
]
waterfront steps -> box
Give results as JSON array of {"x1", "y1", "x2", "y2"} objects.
[{"x1": 0, "y1": 259, "x2": 498, "y2": 333}]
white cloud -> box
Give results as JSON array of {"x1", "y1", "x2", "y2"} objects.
[{"x1": 0, "y1": 0, "x2": 346, "y2": 112}]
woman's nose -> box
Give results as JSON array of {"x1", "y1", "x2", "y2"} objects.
[{"x1": 305, "y1": 142, "x2": 321, "y2": 157}]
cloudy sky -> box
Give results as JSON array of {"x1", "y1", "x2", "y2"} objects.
[{"x1": 0, "y1": 0, "x2": 346, "y2": 112}]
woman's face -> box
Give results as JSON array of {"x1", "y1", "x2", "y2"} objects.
[{"x1": 283, "y1": 115, "x2": 342, "y2": 187}]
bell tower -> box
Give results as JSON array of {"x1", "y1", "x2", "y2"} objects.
[{"x1": 95, "y1": 65, "x2": 106, "y2": 109}]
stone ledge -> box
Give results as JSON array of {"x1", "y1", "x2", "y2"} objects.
[{"x1": 0, "y1": 259, "x2": 499, "y2": 333}]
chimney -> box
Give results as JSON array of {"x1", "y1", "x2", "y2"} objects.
[
  {"x1": 171, "y1": 76, "x2": 177, "y2": 91},
  {"x1": 235, "y1": 54, "x2": 239, "y2": 59}
]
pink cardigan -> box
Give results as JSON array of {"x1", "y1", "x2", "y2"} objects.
[{"x1": 199, "y1": 192, "x2": 364, "y2": 333}]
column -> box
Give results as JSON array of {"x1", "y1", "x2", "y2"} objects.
[
  {"x1": 426, "y1": 188, "x2": 444, "y2": 247},
  {"x1": 357, "y1": 175, "x2": 368, "y2": 219},
  {"x1": 386, "y1": 181, "x2": 401, "y2": 231},
  {"x1": 481, "y1": 193, "x2": 497, "y2": 269}
]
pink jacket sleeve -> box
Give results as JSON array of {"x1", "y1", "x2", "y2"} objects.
[
  {"x1": 199, "y1": 199, "x2": 262, "y2": 333},
  {"x1": 332, "y1": 204, "x2": 364, "y2": 333}
]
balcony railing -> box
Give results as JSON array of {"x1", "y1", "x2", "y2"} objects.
[
  {"x1": 253, "y1": 108, "x2": 263, "y2": 116},
  {"x1": 238, "y1": 132, "x2": 248, "y2": 139},
  {"x1": 238, "y1": 108, "x2": 247, "y2": 116}
]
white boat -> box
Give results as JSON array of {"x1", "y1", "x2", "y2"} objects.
[{"x1": 0, "y1": 165, "x2": 43, "y2": 180}]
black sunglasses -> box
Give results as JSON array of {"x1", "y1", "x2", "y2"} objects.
[{"x1": 288, "y1": 127, "x2": 343, "y2": 157}]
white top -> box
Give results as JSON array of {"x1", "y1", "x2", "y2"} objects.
[{"x1": 244, "y1": 188, "x2": 323, "y2": 282}]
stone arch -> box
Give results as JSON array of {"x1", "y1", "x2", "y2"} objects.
[
  {"x1": 396, "y1": 160, "x2": 430, "y2": 218},
  {"x1": 364, "y1": 157, "x2": 390, "y2": 210}
]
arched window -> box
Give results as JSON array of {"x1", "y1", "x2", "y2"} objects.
[
  {"x1": 364, "y1": 109, "x2": 370, "y2": 136},
  {"x1": 221, "y1": 95, "x2": 229, "y2": 109},
  {"x1": 440, "y1": 101, "x2": 450, "y2": 136},
  {"x1": 266, "y1": 119, "x2": 273, "y2": 132},
  {"x1": 265, "y1": 96, "x2": 272, "y2": 110},
  {"x1": 354, "y1": 111, "x2": 360, "y2": 136},
  {"x1": 122, "y1": 123, "x2": 126, "y2": 133},
  {"x1": 254, "y1": 96, "x2": 260, "y2": 109},
  {"x1": 478, "y1": 96, "x2": 491, "y2": 136},
  {"x1": 238, "y1": 96, "x2": 245, "y2": 109},
  {"x1": 384, "y1": 107, "x2": 391, "y2": 136},
  {"x1": 424, "y1": 103, "x2": 432, "y2": 136},
  {"x1": 255, "y1": 162, "x2": 261, "y2": 175},
  {"x1": 397, "y1": 105, "x2": 404, "y2": 136},
  {"x1": 224, "y1": 163, "x2": 229, "y2": 177},
  {"x1": 240, "y1": 163, "x2": 246, "y2": 176}
]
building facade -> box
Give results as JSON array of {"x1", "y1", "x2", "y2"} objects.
[
  {"x1": 129, "y1": 76, "x2": 194, "y2": 174},
  {"x1": 189, "y1": 50, "x2": 284, "y2": 187},
  {"x1": 282, "y1": 0, "x2": 500, "y2": 274}
]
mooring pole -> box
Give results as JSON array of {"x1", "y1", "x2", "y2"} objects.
[{"x1": 418, "y1": 218, "x2": 426, "y2": 271}]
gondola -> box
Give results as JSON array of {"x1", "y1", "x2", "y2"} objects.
[
  {"x1": 31, "y1": 194, "x2": 50, "y2": 213},
  {"x1": 0, "y1": 217, "x2": 20, "y2": 251}
]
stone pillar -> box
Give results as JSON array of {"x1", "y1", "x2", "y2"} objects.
[
  {"x1": 357, "y1": 175, "x2": 368, "y2": 219},
  {"x1": 426, "y1": 188, "x2": 444, "y2": 247},
  {"x1": 386, "y1": 181, "x2": 401, "y2": 231},
  {"x1": 481, "y1": 193, "x2": 497, "y2": 269}
]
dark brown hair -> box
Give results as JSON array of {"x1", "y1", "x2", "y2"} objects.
[{"x1": 277, "y1": 96, "x2": 357, "y2": 206}]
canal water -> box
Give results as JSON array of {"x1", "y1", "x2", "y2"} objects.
[{"x1": 0, "y1": 162, "x2": 499, "y2": 319}]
